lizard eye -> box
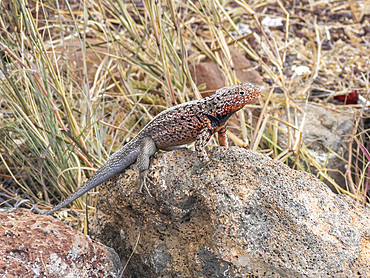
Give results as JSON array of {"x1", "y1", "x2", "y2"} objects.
[{"x1": 240, "y1": 90, "x2": 245, "y2": 95}]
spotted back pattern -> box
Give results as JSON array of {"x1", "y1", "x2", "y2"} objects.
[{"x1": 139, "y1": 82, "x2": 261, "y2": 149}]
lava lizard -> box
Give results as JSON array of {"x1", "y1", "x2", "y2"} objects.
[{"x1": 46, "y1": 82, "x2": 261, "y2": 215}]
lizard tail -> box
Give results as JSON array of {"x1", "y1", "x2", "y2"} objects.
[{"x1": 46, "y1": 140, "x2": 140, "y2": 215}]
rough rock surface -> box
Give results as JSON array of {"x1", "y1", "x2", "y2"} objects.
[
  {"x1": 92, "y1": 147, "x2": 370, "y2": 277},
  {"x1": 0, "y1": 209, "x2": 122, "y2": 277}
]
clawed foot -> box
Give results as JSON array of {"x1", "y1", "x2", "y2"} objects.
[
  {"x1": 200, "y1": 158, "x2": 213, "y2": 168},
  {"x1": 136, "y1": 170, "x2": 153, "y2": 197}
]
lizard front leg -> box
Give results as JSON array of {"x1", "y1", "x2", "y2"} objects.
[
  {"x1": 136, "y1": 136, "x2": 157, "y2": 193},
  {"x1": 217, "y1": 124, "x2": 228, "y2": 147},
  {"x1": 195, "y1": 128, "x2": 213, "y2": 164}
]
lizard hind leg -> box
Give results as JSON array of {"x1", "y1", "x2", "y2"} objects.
[{"x1": 136, "y1": 136, "x2": 157, "y2": 194}]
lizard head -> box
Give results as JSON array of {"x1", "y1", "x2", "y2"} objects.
[{"x1": 211, "y1": 82, "x2": 261, "y2": 118}]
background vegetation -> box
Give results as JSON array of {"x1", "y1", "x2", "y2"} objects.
[{"x1": 0, "y1": 0, "x2": 369, "y2": 225}]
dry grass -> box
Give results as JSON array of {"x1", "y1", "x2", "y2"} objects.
[{"x1": 0, "y1": 0, "x2": 369, "y2": 224}]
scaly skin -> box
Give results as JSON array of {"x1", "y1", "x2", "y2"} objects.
[{"x1": 46, "y1": 82, "x2": 261, "y2": 215}]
